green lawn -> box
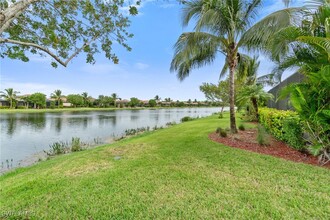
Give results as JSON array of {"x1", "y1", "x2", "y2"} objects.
[{"x1": 1, "y1": 115, "x2": 329, "y2": 219}]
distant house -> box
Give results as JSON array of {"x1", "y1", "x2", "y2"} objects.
[
  {"x1": 116, "y1": 99, "x2": 129, "y2": 108},
  {"x1": 0, "y1": 99, "x2": 8, "y2": 107},
  {"x1": 267, "y1": 72, "x2": 305, "y2": 110}
]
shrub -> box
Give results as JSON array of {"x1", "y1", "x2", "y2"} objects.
[
  {"x1": 45, "y1": 142, "x2": 68, "y2": 156},
  {"x1": 219, "y1": 130, "x2": 227, "y2": 137},
  {"x1": 181, "y1": 116, "x2": 193, "y2": 122},
  {"x1": 259, "y1": 108, "x2": 299, "y2": 141},
  {"x1": 238, "y1": 124, "x2": 245, "y2": 131},
  {"x1": 71, "y1": 137, "x2": 82, "y2": 152},
  {"x1": 215, "y1": 127, "x2": 222, "y2": 133},
  {"x1": 257, "y1": 125, "x2": 270, "y2": 146},
  {"x1": 282, "y1": 118, "x2": 305, "y2": 151}
]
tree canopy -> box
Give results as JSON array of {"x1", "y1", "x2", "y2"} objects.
[{"x1": 0, "y1": 0, "x2": 140, "y2": 67}]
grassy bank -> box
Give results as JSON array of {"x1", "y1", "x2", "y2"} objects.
[{"x1": 0, "y1": 115, "x2": 329, "y2": 219}]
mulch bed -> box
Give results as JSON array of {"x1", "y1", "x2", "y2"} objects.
[{"x1": 209, "y1": 128, "x2": 330, "y2": 169}]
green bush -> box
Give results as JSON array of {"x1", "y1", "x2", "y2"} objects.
[
  {"x1": 45, "y1": 142, "x2": 68, "y2": 156},
  {"x1": 216, "y1": 127, "x2": 222, "y2": 133},
  {"x1": 71, "y1": 137, "x2": 82, "y2": 152},
  {"x1": 238, "y1": 124, "x2": 245, "y2": 131},
  {"x1": 282, "y1": 118, "x2": 304, "y2": 151},
  {"x1": 219, "y1": 130, "x2": 227, "y2": 137},
  {"x1": 181, "y1": 116, "x2": 193, "y2": 122},
  {"x1": 259, "y1": 107, "x2": 306, "y2": 150},
  {"x1": 259, "y1": 108, "x2": 299, "y2": 140}
]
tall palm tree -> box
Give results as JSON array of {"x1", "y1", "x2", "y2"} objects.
[
  {"x1": 154, "y1": 95, "x2": 161, "y2": 102},
  {"x1": 0, "y1": 88, "x2": 20, "y2": 109},
  {"x1": 170, "y1": 0, "x2": 298, "y2": 133},
  {"x1": 111, "y1": 93, "x2": 119, "y2": 107},
  {"x1": 51, "y1": 90, "x2": 63, "y2": 108},
  {"x1": 82, "y1": 92, "x2": 89, "y2": 107}
]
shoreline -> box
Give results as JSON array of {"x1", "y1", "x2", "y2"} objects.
[{"x1": 0, "y1": 106, "x2": 222, "y2": 114}]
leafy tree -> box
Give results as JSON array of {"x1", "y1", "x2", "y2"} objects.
[
  {"x1": 200, "y1": 80, "x2": 229, "y2": 117},
  {"x1": 148, "y1": 99, "x2": 157, "y2": 107},
  {"x1": 129, "y1": 97, "x2": 140, "y2": 107},
  {"x1": 66, "y1": 94, "x2": 84, "y2": 107},
  {"x1": 29, "y1": 92, "x2": 46, "y2": 109},
  {"x1": 97, "y1": 95, "x2": 113, "y2": 108},
  {"x1": 50, "y1": 89, "x2": 63, "y2": 108},
  {"x1": 0, "y1": 88, "x2": 20, "y2": 108},
  {"x1": 170, "y1": 0, "x2": 296, "y2": 133},
  {"x1": 0, "y1": 0, "x2": 140, "y2": 67}
]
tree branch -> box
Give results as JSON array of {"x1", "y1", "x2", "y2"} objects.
[
  {"x1": 0, "y1": 0, "x2": 41, "y2": 34},
  {"x1": 0, "y1": 35, "x2": 99, "y2": 67}
]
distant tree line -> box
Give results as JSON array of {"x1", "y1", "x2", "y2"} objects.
[{"x1": 0, "y1": 89, "x2": 222, "y2": 109}]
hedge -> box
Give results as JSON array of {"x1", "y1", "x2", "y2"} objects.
[{"x1": 259, "y1": 108, "x2": 305, "y2": 150}]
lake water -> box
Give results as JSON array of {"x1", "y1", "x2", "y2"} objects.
[{"x1": 0, "y1": 108, "x2": 221, "y2": 169}]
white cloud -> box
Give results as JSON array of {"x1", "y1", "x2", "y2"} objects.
[
  {"x1": 81, "y1": 63, "x2": 129, "y2": 76},
  {"x1": 134, "y1": 62, "x2": 149, "y2": 70}
]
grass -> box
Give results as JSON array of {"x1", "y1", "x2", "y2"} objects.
[{"x1": 0, "y1": 114, "x2": 329, "y2": 219}]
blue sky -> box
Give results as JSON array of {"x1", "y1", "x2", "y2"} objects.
[{"x1": 0, "y1": 0, "x2": 303, "y2": 101}]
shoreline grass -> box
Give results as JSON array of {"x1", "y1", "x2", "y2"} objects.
[{"x1": 0, "y1": 114, "x2": 329, "y2": 219}]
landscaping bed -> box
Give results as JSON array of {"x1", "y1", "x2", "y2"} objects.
[{"x1": 209, "y1": 128, "x2": 330, "y2": 169}]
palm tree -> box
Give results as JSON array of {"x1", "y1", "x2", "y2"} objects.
[
  {"x1": 236, "y1": 84, "x2": 274, "y2": 121},
  {"x1": 82, "y1": 92, "x2": 89, "y2": 107},
  {"x1": 0, "y1": 88, "x2": 20, "y2": 109},
  {"x1": 170, "y1": 0, "x2": 297, "y2": 133},
  {"x1": 111, "y1": 93, "x2": 120, "y2": 107},
  {"x1": 154, "y1": 95, "x2": 161, "y2": 102},
  {"x1": 51, "y1": 90, "x2": 63, "y2": 108},
  {"x1": 262, "y1": 0, "x2": 329, "y2": 84}
]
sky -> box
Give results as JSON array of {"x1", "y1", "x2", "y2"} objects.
[{"x1": 0, "y1": 0, "x2": 304, "y2": 101}]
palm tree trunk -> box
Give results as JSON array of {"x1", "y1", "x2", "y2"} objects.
[
  {"x1": 228, "y1": 48, "x2": 238, "y2": 133},
  {"x1": 10, "y1": 99, "x2": 12, "y2": 109},
  {"x1": 251, "y1": 97, "x2": 259, "y2": 121}
]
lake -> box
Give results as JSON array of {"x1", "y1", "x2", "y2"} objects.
[{"x1": 0, "y1": 107, "x2": 221, "y2": 169}]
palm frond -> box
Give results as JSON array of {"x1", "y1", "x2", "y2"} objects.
[
  {"x1": 239, "y1": 7, "x2": 304, "y2": 51},
  {"x1": 181, "y1": 0, "x2": 204, "y2": 27},
  {"x1": 296, "y1": 36, "x2": 330, "y2": 60},
  {"x1": 170, "y1": 32, "x2": 222, "y2": 81}
]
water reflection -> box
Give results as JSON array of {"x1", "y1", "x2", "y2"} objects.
[
  {"x1": 53, "y1": 117, "x2": 63, "y2": 133},
  {"x1": 67, "y1": 117, "x2": 92, "y2": 129},
  {"x1": 5, "y1": 115, "x2": 17, "y2": 136},
  {"x1": 22, "y1": 113, "x2": 47, "y2": 131},
  {"x1": 98, "y1": 115, "x2": 117, "y2": 126}
]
